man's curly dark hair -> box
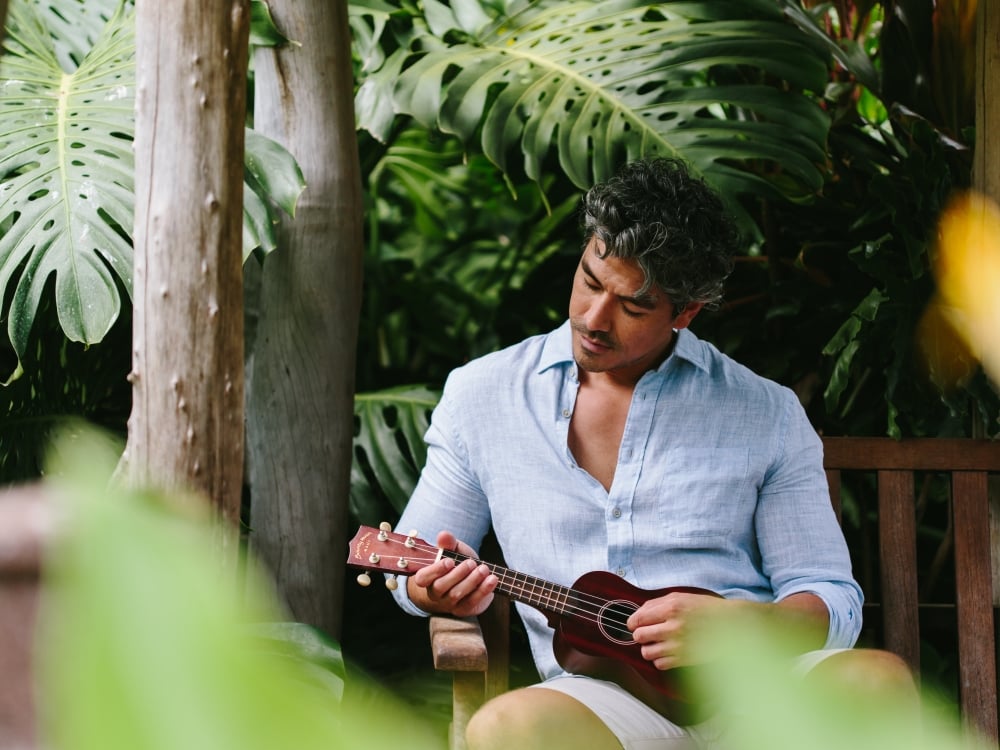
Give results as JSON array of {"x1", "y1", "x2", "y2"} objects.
[{"x1": 580, "y1": 158, "x2": 739, "y2": 313}]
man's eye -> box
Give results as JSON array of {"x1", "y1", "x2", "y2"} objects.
[
  {"x1": 622, "y1": 306, "x2": 644, "y2": 318},
  {"x1": 584, "y1": 280, "x2": 600, "y2": 291}
]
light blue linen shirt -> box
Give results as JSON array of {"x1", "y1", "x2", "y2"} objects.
[{"x1": 392, "y1": 321, "x2": 863, "y2": 680}]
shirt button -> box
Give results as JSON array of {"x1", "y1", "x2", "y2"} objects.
[
  {"x1": 616, "y1": 568, "x2": 625, "y2": 577},
  {"x1": 612, "y1": 507, "x2": 622, "y2": 518},
  {"x1": 561, "y1": 408, "x2": 571, "y2": 418}
]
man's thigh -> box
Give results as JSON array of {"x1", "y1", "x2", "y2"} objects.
[
  {"x1": 465, "y1": 679, "x2": 624, "y2": 750},
  {"x1": 530, "y1": 675, "x2": 703, "y2": 750}
]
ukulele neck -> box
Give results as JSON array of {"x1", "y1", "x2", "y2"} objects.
[{"x1": 442, "y1": 549, "x2": 574, "y2": 616}]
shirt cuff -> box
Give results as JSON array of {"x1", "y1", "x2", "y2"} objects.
[
  {"x1": 776, "y1": 581, "x2": 863, "y2": 649},
  {"x1": 389, "y1": 573, "x2": 432, "y2": 618}
]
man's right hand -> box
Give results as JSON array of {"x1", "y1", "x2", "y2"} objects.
[{"x1": 407, "y1": 530, "x2": 499, "y2": 617}]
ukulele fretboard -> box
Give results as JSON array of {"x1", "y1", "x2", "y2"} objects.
[{"x1": 443, "y1": 549, "x2": 576, "y2": 616}]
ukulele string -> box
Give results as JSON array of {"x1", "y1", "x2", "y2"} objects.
[{"x1": 375, "y1": 537, "x2": 636, "y2": 638}]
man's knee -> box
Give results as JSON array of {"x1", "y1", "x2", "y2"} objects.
[
  {"x1": 810, "y1": 648, "x2": 917, "y2": 697},
  {"x1": 466, "y1": 687, "x2": 622, "y2": 750},
  {"x1": 465, "y1": 691, "x2": 528, "y2": 750}
]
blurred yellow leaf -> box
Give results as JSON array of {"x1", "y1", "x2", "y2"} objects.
[
  {"x1": 925, "y1": 191, "x2": 1000, "y2": 385},
  {"x1": 917, "y1": 300, "x2": 978, "y2": 390}
]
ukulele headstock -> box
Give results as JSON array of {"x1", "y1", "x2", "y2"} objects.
[{"x1": 346, "y1": 523, "x2": 437, "y2": 589}]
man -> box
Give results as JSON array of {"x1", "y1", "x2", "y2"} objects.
[{"x1": 391, "y1": 158, "x2": 907, "y2": 749}]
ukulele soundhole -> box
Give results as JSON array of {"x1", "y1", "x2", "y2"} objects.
[{"x1": 597, "y1": 599, "x2": 639, "y2": 645}]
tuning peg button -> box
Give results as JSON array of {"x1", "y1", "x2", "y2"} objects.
[
  {"x1": 356, "y1": 573, "x2": 372, "y2": 587},
  {"x1": 385, "y1": 576, "x2": 399, "y2": 591}
]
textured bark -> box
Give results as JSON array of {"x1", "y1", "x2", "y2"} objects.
[
  {"x1": 975, "y1": 0, "x2": 1000, "y2": 199},
  {"x1": 247, "y1": 0, "x2": 363, "y2": 638},
  {"x1": 128, "y1": 0, "x2": 250, "y2": 568},
  {"x1": 975, "y1": 0, "x2": 1000, "y2": 618}
]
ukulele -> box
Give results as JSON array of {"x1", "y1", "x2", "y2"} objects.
[{"x1": 347, "y1": 523, "x2": 718, "y2": 725}]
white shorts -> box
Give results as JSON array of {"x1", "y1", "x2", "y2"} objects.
[{"x1": 531, "y1": 650, "x2": 850, "y2": 750}]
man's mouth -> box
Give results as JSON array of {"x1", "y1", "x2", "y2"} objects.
[{"x1": 577, "y1": 330, "x2": 614, "y2": 354}]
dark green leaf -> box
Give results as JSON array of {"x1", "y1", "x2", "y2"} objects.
[
  {"x1": 250, "y1": 0, "x2": 291, "y2": 48},
  {"x1": 244, "y1": 128, "x2": 306, "y2": 219},
  {"x1": 351, "y1": 385, "x2": 440, "y2": 523},
  {"x1": 823, "y1": 338, "x2": 860, "y2": 412}
]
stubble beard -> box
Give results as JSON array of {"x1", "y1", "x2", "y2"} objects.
[{"x1": 570, "y1": 319, "x2": 617, "y2": 373}]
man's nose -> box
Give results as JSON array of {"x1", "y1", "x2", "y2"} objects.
[{"x1": 582, "y1": 294, "x2": 614, "y2": 332}]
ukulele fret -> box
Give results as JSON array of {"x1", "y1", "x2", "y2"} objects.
[
  {"x1": 442, "y1": 550, "x2": 571, "y2": 616},
  {"x1": 496, "y1": 569, "x2": 572, "y2": 615}
]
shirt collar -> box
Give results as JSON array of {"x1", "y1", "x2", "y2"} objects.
[
  {"x1": 537, "y1": 320, "x2": 574, "y2": 374},
  {"x1": 666, "y1": 327, "x2": 710, "y2": 374},
  {"x1": 537, "y1": 320, "x2": 711, "y2": 375}
]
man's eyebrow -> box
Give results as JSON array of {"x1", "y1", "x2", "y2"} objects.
[
  {"x1": 622, "y1": 289, "x2": 658, "y2": 309},
  {"x1": 581, "y1": 257, "x2": 659, "y2": 309}
]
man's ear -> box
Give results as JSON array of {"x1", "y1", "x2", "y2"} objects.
[{"x1": 672, "y1": 302, "x2": 704, "y2": 330}]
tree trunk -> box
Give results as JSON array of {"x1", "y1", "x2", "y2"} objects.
[
  {"x1": 247, "y1": 0, "x2": 363, "y2": 638},
  {"x1": 128, "y1": 0, "x2": 250, "y2": 570},
  {"x1": 974, "y1": 0, "x2": 999, "y2": 199},
  {"x1": 974, "y1": 0, "x2": 1000, "y2": 664}
]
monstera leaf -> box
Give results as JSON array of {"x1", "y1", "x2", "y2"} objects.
[
  {"x1": 0, "y1": 0, "x2": 303, "y2": 377},
  {"x1": 355, "y1": 0, "x2": 832, "y2": 205},
  {"x1": 350, "y1": 385, "x2": 440, "y2": 526}
]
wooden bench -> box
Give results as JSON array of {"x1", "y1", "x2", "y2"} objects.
[{"x1": 429, "y1": 437, "x2": 1000, "y2": 750}]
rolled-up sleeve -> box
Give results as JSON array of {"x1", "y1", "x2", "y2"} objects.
[
  {"x1": 389, "y1": 373, "x2": 493, "y2": 617},
  {"x1": 756, "y1": 394, "x2": 864, "y2": 649}
]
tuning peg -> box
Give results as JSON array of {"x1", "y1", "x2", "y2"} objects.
[
  {"x1": 356, "y1": 573, "x2": 372, "y2": 587},
  {"x1": 385, "y1": 575, "x2": 399, "y2": 591},
  {"x1": 379, "y1": 521, "x2": 392, "y2": 532}
]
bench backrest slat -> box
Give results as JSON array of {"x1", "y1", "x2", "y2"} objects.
[
  {"x1": 876, "y1": 470, "x2": 921, "y2": 671},
  {"x1": 952, "y1": 470, "x2": 997, "y2": 738},
  {"x1": 822, "y1": 437, "x2": 1000, "y2": 742}
]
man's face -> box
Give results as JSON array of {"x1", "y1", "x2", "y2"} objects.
[{"x1": 568, "y1": 238, "x2": 702, "y2": 380}]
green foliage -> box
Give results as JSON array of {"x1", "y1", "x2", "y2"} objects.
[
  {"x1": 0, "y1": 299, "x2": 130, "y2": 483},
  {"x1": 0, "y1": 1, "x2": 136, "y2": 365},
  {"x1": 689, "y1": 613, "x2": 991, "y2": 750},
  {"x1": 691, "y1": 2, "x2": 996, "y2": 439},
  {"x1": 249, "y1": 0, "x2": 292, "y2": 49},
  {"x1": 814, "y1": 120, "x2": 974, "y2": 438},
  {"x1": 0, "y1": 0, "x2": 305, "y2": 376},
  {"x1": 38, "y1": 426, "x2": 443, "y2": 750},
  {"x1": 358, "y1": 128, "x2": 580, "y2": 390},
  {"x1": 350, "y1": 384, "x2": 438, "y2": 525},
  {"x1": 354, "y1": 0, "x2": 834, "y2": 233}
]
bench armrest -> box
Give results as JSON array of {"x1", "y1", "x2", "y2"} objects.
[
  {"x1": 430, "y1": 615, "x2": 488, "y2": 672},
  {"x1": 429, "y1": 598, "x2": 511, "y2": 750}
]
